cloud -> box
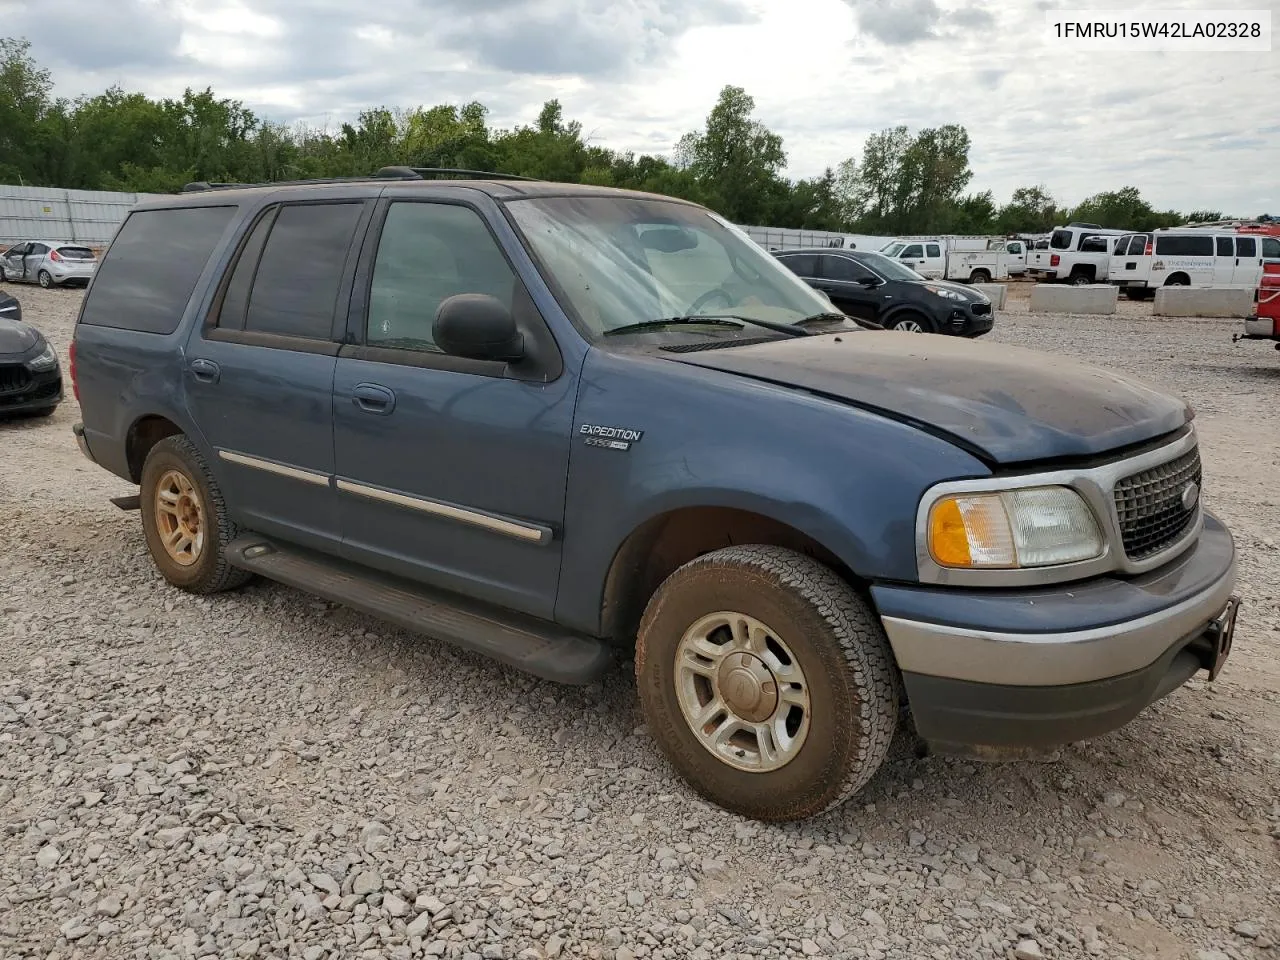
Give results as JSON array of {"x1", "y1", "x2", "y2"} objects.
[
  {"x1": 844, "y1": 0, "x2": 943, "y2": 46},
  {"x1": 13, "y1": 0, "x2": 184, "y2": 70}
]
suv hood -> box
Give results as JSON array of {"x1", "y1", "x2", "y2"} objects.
[
  {"x1": 914, "y1": 278, "x2": 987, "y2": 302},
  {"x1": 666, "y1": 333, "x2": 1190, "y2": 465},
  {"x1": 0, "y1": 315, "x2": 39, "y2": 357}
]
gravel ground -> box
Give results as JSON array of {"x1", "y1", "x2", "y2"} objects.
[{"x1": 1, "y1": 285, "x2": 1278, "y2": 960}]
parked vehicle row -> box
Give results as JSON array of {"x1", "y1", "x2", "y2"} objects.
[
  {"x1": 1027, "y1": 223, "x2": 1128, "y2": 285},
  {"x1": 774, "y1": 248, "x2": 994, "y2": 336},
  {"x1": 0, "y1": 240, "x2": 98, "y2": 288}
]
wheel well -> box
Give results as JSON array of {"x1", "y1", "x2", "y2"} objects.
[
  {"x1": 1164, "y1": 273, "x2": 1191, "y2": 285},
  {"x1": 600, "y1": 507, "x2": 859, "y2": 647},
  {"x1": 969, "y1": 269, "x2": 990, "y2": 282},
  {"x1": 126, "y1": 416, "x2": 183, "y2": 482},
  {"x1": 1069, "y1": 264, "x2": 1095, "y2": 277}
]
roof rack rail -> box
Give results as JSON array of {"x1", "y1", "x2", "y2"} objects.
[
  {"x1": 374, "y1": 166, "x2": 538, "y2": 181},
  {"x1": 179, "y1": 166, "x2": 537, "y2": 193}
]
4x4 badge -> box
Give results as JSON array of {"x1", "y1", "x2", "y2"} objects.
[{"x1": 580, "y1": 424, "x2": 644, "y2": 451}]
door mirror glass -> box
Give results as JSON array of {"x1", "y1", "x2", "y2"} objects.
[{"x1": 434, "y1": 294, "x2": 525, "y2": 362}]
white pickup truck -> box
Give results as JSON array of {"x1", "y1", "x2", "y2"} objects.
[
  {"x1": 879, "y1": 236, "x2": 1028, "y2": 284},
  {"x1": 1026, "y1": 223, "x2": 1129, "y2": 285}
]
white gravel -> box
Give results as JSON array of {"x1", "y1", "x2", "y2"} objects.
[{"x1": 2, "y1": 285, "x2": 1278, "y2": 960}]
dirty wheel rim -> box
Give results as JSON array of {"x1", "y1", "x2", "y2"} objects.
[
  {"x1": 39, "y1": 272, "x2": 51, "y2": 288},
  {"x1": 674, "y1": 611, "x2": 811, "y2": 773},
  {"x1": 894, "y1": 318, "x2": 924, "y2": 333},
  {"x1": 154, "y1": 469, "x2": 205, "y2": 567}
]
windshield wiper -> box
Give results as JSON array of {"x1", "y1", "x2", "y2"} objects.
[
  {"x1": 800, "y1": 311, "x2": 884, "y2": 331},
  {"x1": 604, "y1": 315, "x2": 813, "y2": 338}
]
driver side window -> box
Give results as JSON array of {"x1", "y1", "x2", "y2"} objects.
[
  {"x1": 367, "y1": 202, "x2": 518, "y2": 352},
  {"x1": 823, "y1": 256, "x2": 877, "y2": 283}
]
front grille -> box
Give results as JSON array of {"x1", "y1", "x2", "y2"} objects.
[
  {"x1": 1113, "y1": 447, "x2": 1202, "y2": 560},
  {"x1": 0, "y1": 364, "x2": 32, "y2": 395}
]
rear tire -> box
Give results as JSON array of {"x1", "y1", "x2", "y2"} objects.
[
  {"x1": 969, "y1": 269, "x2": 991, "y2": 284},
  {"x1": 635, "y1": 545, "x2": 899, "y2": 822},
  {"x1": 1069, "y1": 272, "x2": 1093, "y2": 286},
  {"x1": 140, "y1": 436, "x2": 251, "y2": 594},
  {"x1": 1165, "y1": 274, "x2": 1190, "y2": 287},
  {"x1": 38, "y1": 270, "x2": 53, "y2": 289}
]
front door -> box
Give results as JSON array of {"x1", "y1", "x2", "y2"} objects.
[
  {"x1": 332, "y1": 198, "x2": 575, "y2": 620},
  {"x1": 897, "y1": 243, "x2": 933, "y2": 277},
  {"x1": 1, "y1": 243, "x2": 29, "y2": 281},
  {"x1": 1234, "y1": 236, "x2": 1262, "y2": 288},
  {"x1": 818, "y1": 254, "x2": 886, "y2": 322},
  {"x1": 185, "y1": 199, "x2": 370, "y2": 552}
]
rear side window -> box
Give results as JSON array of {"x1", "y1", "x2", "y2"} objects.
[
  {"x1": 1216, "y1": 236, "x2": 1234, "y2": 256},
  {"x1": 243, "y1": 202, "x2": 364, "y2": 340},
  {"x1": 1235, "y1": 237, "x2": 1257, "y2": 258},
  {"x1": 925, "y1": 243, "x2": 942, "y2": 258},
  {"x1": 1079, "y1": 235, "x2": 1111, "y2": 253},
  {"x1": 777, "y1": 254, "x2": 818, "y2": 277},
  {"x1": 1050, "y1": 230, "x2": 1073, "y2": 250},
  {"x1": 823, "y1": 255, "x2": 878, "y2": 283},
  {"x1": 79, "y1": 206, "x2": 236, "y2": 335},
  {"x1": 1155, "y1": 235, "x2": 1213, "y2": 256},
  {"x1": 1263, "y1": 237, "x2": 1280, "y2": 259}
]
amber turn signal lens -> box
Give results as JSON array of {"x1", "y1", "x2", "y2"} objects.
[{"x1": 928, "y1": 498, "x2": 972, "y2": 567}]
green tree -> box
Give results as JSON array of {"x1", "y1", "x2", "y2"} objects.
[
  {"x1": 996, "y1": 185, "x2": 1060, "y2": 233},
  {"x1": 0, "y1": 38, "x2": 53, "y2": 183},
  {"x1": 846, "y1": 124, "x2": 973, "y2": 233},
  {"x1": 1067, "y1": 186, "x2": 1184, "y2": 231}
]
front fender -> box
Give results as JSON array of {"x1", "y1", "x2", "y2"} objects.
[{"x1": 554, "y1": 347, "x2": 990, "y2": 635}]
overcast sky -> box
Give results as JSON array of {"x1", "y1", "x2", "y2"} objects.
[{"x1": 6, "y1": 0, "x2": 1277, "y2": 215}]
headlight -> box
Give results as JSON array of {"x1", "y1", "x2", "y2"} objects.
[
  {"x1": 924, "y1": 284, "x2": 967, "y2": 302},
  {"x1": 27, "y1": 342, "x2": 58, "y2": 372},
  {"x1": 927, "y1": 486, "x2": 1104, "y2": 568}
]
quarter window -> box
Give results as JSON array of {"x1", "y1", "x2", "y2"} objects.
[
  {"x1": 367, "y1": 202, "x2": 518, "y2": 352},
  {"x1": 243, "y1": 202, "x2": 364, "y2": 340},
  {"x1": 79, "y1": 205, "x2": 237, "y2": 335}
]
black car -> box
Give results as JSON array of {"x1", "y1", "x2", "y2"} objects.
[
  {"x1": 0, "y1": 293, "x2": 63, "y2": 417},
  {"x1": 775, "y1": 248, "x2": 994, "y2": 336}
]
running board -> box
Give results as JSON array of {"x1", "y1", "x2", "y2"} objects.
[{"x1": 224, "y1": 536, "x2": 613, "y2": 685}]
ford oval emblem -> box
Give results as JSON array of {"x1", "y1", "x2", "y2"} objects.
[{"x1": 1181, "y1": 482, "x2": 1200, "y2": 511}]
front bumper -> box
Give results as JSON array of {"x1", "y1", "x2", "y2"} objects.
[
  {"x1": 873, "y1": 512, "x2": 1238, "y2": 749},
  {"x1": 0, "y1": 364, "x2": 62, "y2": 414}
]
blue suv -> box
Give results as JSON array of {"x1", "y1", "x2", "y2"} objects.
[{"x1": 71, "y1": 168, "x2": 1240, "y2": 821}]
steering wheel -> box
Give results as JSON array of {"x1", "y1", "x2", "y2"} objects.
[{"x1": 687, "y1": 288, "x2": 734, "y2": 315}]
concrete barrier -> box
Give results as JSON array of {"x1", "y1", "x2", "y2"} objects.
[
  {"x1": 1154, "y1": 287, "x2": 1257, "y2": 318},
  {"x1": 1029, "y1": 284, "x2": 1117, "y2": 315},
  {"x1": 970, "y1": 283, "x2": 1007, "y2": 310}
]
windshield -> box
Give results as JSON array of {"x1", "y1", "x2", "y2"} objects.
[
  {"x1": 857, "y1": 251, "x2": 926, "y2": 282},
  {"x1": 505, "y1": 196, "x2": 836, "y2": 340},
  {"x1": 880, "y1": 242, "x2": 905, "y2": 257}
]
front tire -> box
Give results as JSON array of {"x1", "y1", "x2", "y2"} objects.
[
  {"x1": 887, "y1": 312, "x2": 931, "y2": 333},
  {"x1": 635, "y1": 545, "x2": 899, "y2": 822},
  {"x1": 38, "y1": 270, "x2": 53, "y2": 289},
  {"x1": 139, "y1": 436, "x2": 251, "y2": 594}
]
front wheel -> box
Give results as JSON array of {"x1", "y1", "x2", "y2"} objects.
[
  {"x1": 887, "y1": 313, "x2": 930, "y2": 333},
  {"x1": 635, "y1": 545, "x2": 899, "y2": 822},
  {"x1": 140, "y1": 436, "x2": 251, "y2": 594}
]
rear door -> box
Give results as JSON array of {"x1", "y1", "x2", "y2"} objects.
[
  {"x1": 1234, "y1": 236, "x2": 1262, "y2": 288},
  {"x1": 24, "y1": 243, "x2": 49, "y2": 281},
  {"x1": 816, "y1": 254, "x2": 885, "y2": 322},
  {"x1": 185, "y1": 198, "x2": 371, "y2": 553}
]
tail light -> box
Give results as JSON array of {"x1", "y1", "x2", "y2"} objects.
[
  {"x1": 1144, "y1": 241, "x2": 1153, "y2": 255},
  {"x1": 69, "y1": 340, "x2": 80, "y2": 402},
  {"x1": 1050, "y1": 254, "x2": 1061, "y2": 267},
  {"x1": 49, "y1": 249, "x2": 63, "y2": 262}
]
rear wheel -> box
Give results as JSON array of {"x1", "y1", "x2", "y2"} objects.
[
  {"x1": 1165, "y1": 274, "x2": 1190, "y2": 287},
  {"x1": 37, "y1": 270, "x2": 53, "y2": 289},
  {"x1": 1069, "y1": 272, "x2": 1093, "y2": 286},
  {"x1": 635, "y1": 545, "x2": 899, "y2": 822},
  {"x1": 140, "y1": 436, "x2": 251, "y2": 594},
  {"x1": 969, "y1": 269, "x2": 991, "y2": 284}
]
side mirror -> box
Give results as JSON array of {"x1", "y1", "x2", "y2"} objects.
[{"x1": 433, "y1": 294, "x2": 525, "y2": 363}]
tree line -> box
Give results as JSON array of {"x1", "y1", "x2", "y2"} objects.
[{"x1": 1, "y1": 37, "x2": 1232, "y2": 236}]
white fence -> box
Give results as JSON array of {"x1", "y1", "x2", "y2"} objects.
[{"x1": 0, "y1": 185, "x2": 159, "y2": 248}]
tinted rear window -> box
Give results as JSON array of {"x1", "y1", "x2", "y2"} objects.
[
  {"x1": 57, "y1": 246, "x2": 95, "y2": 260},
  {"x1": 1050, "y1": 230, "x2": 1073, "y2": 250},
  {"x1": 79, "y1": 206, "x2": 236, "y2": 334},
  {"x1": 1154, "y1": 235, "x2": 1213, "y2": 257}
]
